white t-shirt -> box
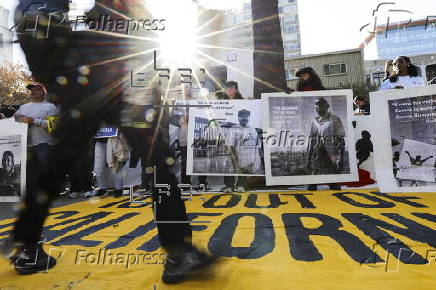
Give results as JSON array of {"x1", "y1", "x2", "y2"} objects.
[
  {"x1": 228, "y1": 126, "x2": 263, "y2": 174},
  {"x1": 14, "y1": 102, "x2": 59, "y2": 146},
  {"x1": 379, "y1": 76, "x2": 426, "y2": 91}
]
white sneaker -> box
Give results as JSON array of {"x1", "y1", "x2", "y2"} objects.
[
  {"x1": 236, "y1": 186, "x2": 245, "y2": 193},
  {"x1": 220, "y1": 186, "x2": 233, "y2": 193}
]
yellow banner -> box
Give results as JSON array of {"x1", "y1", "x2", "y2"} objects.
[{"x1": 0, "y1": 189, "x2": 435, "y2": 289}]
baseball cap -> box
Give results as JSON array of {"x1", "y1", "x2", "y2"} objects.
[{"x1": 26, "y1": 83, "x2": 47, "y2": 95}]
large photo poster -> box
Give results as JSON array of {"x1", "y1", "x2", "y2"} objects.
[
  {"x1": 262, "y1": 90, "x2": 358, "y2": 185},
  {"x1": 371, "y1": 85, "x2": 436, "y2": 192},
  {"x1": 187, "y1": 100, "x2": 264, "y2": 176},
  {"x1": 0, "y1": 119, "x2": 27, "y2": 202}
]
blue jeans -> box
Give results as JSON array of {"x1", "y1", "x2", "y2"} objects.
[{"x1": 28, "y1": 143, "x2": 53, "y2": 170}]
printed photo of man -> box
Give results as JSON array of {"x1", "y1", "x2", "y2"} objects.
[
  {"x1": 227, "y1": 109, "x2": 263, "y2": 175},
  {"x1": 307, "y1": 98, "x2": 346, "y2": 175}
]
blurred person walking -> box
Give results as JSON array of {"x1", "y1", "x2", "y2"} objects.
[{"x1": 1, "y1": 0, "x2": 216, "y2": 284}]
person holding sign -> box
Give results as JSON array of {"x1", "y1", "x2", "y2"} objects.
[
  {"x1": 294, "y1": 68, "x2": 343, "y2": 191},
  {"x1": 379, "y1": 56, "x2": 425, "y2": 90},
  {"x1": 13, "y1": 83, "x2": 59, "y2": 175}
]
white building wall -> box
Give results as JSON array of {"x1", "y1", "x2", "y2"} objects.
[
  {"x1": 215, "y1": 50, "x2": 254, "y2": 98},
  {"x1": 0, "y1": 6, "x2": 13, "y2": 66}
]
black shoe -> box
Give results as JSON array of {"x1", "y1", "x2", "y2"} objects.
[
  {"x1": 307, "y1": 184, "x2": 317, "y2": 191},
  {"x1": 329, "y1": 184, "x2": 342, "y2": 190},
  {"x1": 94, "y1": 188, "x2": 107, "y2": 197},
  {"x1": 109, "y1": 189, "x2": 123, "y2": 197},
  {"x1": 162, "y1": 245, "x2": 217, "y2": 284},
  {"x1": 1, "y1": 237, "x2": 56, "y2": 275}
]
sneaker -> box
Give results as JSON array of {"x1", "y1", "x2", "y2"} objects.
[
  {"x1": 307, "y1": 185, "x2": 317, "y2": 191},
  {"x1": 220, "y1": 186, "x2": 233, "y2": 193},
  {"x1": 329, "y1": 184, "x2": 342, "y2": 190},
  {"x1": 194, "y1": 184, "x2": 209, "y2": 192},
  {"x1": 82, "y1": 188, "x2": 106, "y2": 198},
  {"x1": 236, "y1": 186, "x2": 245, "y2": 193},
  {"x1": 162, "y1": 245, "x2": 217, "y2": 284},
  {"x1": 1, "y1": 237, "x2": 56, "y2": 275}
]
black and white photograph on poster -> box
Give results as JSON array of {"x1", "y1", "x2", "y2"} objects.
[
  {"x1": 187, "y1": 100, "x2": 264, "y2": 176},
  {"x1": 342, "y1": 116, "x2": 377, "y2": 188},
  {"x1": 371, "y1": 85, "x2": 436, "y2": 192},
  {"x1": 0, "y1": 118, "x2": 27, "y2": 202},
  {"x1": 262, "y1": 90, "x2": 358, "y2": 186}
]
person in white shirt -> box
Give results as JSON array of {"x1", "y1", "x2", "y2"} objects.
[
  {"x1": 14, "y1": 83, "x2": 59, "y2": 172},
  {"x1": 379, "y1": 56, "x2": 426, "y2": 91}
]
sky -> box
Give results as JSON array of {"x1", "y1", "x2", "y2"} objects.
[{"x1": 2, "y1": 0, "x2": 436, "y2": 67}]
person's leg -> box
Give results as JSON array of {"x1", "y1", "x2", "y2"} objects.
[
  {"x1": 32, "y1": 143, "x2": 53, "y2": 163},
  {"x1": 198, "y1": 176, "x2": 207, "y2": 185},
  {"x1": 223, "y1": 176, "x2": 235, "y2": 192},
  {"x1": 78, "y1": 142, "x2": 94, "y2": 192},
  {"x1": 3, "y1": 2, "x2": 125, "y2": 272},
  {"x1": 329, "y1": 183, "x2": 342, "y2": 190},
  {"x1": 180, "y1": 146, "x2": 190, "y2": 185},
  {"x1": 121, "y1": 127, "x2": 191, "y2": 248},
  {"x1": 197, "y1": 176, "x2": 208, "y2": 191},
  {"x1": 91, "y1": 141, "x2": 109, "y2": 196},
  {"x1": 235, "y1": 176, "x2": 246, "y2": 192}
]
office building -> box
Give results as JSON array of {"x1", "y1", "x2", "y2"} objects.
[
  {"x1": 0, "y1": 5, "x2": 13, "y2": 65},
  {"x1": 220, "y1": 0, "x2": 301, "y2": 59},
  {"x1": 375, "y1": 19, "x2": 436, "y2": 59},
  {"x1": 285, "y1": 48, "x2": 365, "y2": 89}
]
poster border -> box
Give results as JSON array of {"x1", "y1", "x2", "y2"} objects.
[
  {"x1": 187, "y1": 99, "x2": 265, "y2": 176},
  {"x1": 370, "y1": 84, "x2": 436, "y2": 193},
  {"x1": 261, "y1": 89, "x2": 358, "y2": 186},
  {"x1": 0, "y1": 118, "x2": 27, "y2": 202}
]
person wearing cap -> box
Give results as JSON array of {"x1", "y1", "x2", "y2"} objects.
[
  {"x1": 227, "y1": 109, "x2": 263, "y2": 192},
  {"x1": 295, "y1": 67, "x2": 326, "y2": 91},
  {"x1": 379, "y1": 56, "x2": 425, "y2": 90},
  {"x1": 14, "y1": 83, "x2": 59, "y2": 165},
  {"x1": 306, "y1": 98, "x2": 346, "y2": 191},
  {"x1": 225, "y1": 81, "x2": 244, "y2": 100}
]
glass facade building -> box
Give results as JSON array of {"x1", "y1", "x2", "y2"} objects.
[{"x1": 377, "y1": 20, "x2": 436, "y2": 59}]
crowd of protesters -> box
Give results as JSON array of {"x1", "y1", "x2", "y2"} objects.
[
  {"x1": 1, "y1": 48, "x2": 434, "y2": 283},
  {"x1": 1, "y1": 55, "x2": 433, "y2": 197}
]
